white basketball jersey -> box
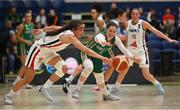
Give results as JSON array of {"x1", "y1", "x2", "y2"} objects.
[
  {"x1": 35, "y1": 30, "x2": 73, "y2": 52},
  {"x1": 94, "y1": 14, "x2": 105, "y2": 34},
  {"x1": 127, "y1": 19, "x2": 147, "y2": 50}
]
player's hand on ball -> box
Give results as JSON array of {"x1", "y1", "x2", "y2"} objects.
[
  {"x1": 131, "y1": 56, "x2": 142, "y2": 64},
  {"x1": 102, "y1": 57, "x2": 113, "y2": 67}
]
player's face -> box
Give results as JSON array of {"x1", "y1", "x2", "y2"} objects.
[
  {"x1": 73, "y1": 24, "x2": 85, "y2": 39},
  {"x1": 91, "y1": 9, "x2": 98, "y2": 20},
  {"x1": 131, "y1": 10, "x2": 140, "y2": 21},
  {"x1": 25, "y1": 13, "x2": 32, "y2": 23},
  {"x1": 121, "y1": 12, "x2": 127, "y2": 21},
  {"x1": 106, "y1": 26, "x2": 116, "y2": 39}
]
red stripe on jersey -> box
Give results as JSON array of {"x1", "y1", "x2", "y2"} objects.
[{"x1": 41, "y1": 42, "x2": 63, "y2": 48}]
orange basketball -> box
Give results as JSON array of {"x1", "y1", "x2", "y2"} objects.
[{"x1": 112, "y1": 55, "x2": 128, "y2": 72}]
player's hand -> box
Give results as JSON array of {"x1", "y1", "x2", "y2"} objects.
[
  {"x1": 168, "y1": 38, "x2": 178, "y2": 44},
  {"x1": 101, "y1": 57, "x2": 113, "y2": 67},
  {"x1": 130, "y1": 56, "x2": 142, "y2": 64},
  {"x1": 26, "y1": 40, "x2": 33, "y2": 46},
  {"x1": 102, "y1": 41, "x2": 112, "y2": 46}
]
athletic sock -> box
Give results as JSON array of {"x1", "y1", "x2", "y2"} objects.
[
  {"x1": 153, "y1": 80, "x2": 160, "y2": 85},
  {"x1": 43, "y1": 79, "x2": 54, "y2": 89},
  {"x1": 68, "y1": 75, "x2": 74, "y2": 82},
  {"x1": 6, "y1": 89, "x2": 15, "y2": 97},
  {"x1": 76, "y1": 80, "x2": 84, "y2": 91},
  {"x1": 101, "y1": 86, "x2": 109, "y2": 96},
  {"x1": 115, "y1": 82, "x2": 120, "y2": 89}
]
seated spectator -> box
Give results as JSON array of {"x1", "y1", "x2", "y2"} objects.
[
  {"x1": 5, "y1": 7, "x2": 21, "y2": 29},
  {"x1": 161, "y1": 7, "x2": 176, "y2": 38},
  {"x1": 35, "y1": 8, "x2": 47, "y2": 28},
  {"x1": 138, "y1": 7, "x2": 146, "y2": 20},
  {"x1": 176, "y1": 7, "x2": 180, "y2": 40},
  {"x1": 0, "y1": 20, "x2": 17, "y2": 74},
  {"x1": 47, "y1": 9, "x2": 59, "y2": 26},
  {"x1": 105, "y1": 2, "x2": 118, "y2": 22},
  {"x1": 147, "y1": 9, "x2": 161, "y2": 30}
]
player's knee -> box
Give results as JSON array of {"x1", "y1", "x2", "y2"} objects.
[
  {"x1": 77, "y1": 65, "x2": 83, "y2": 72},
  {"x1": 83, "y1": 59, "x2": 93, "y2": 72},
  {"x1": 54, "y1": 60, "x2": 66, "y2": 77},
  {"x1": 62, "y1": 65, "x2": 68, "y2": 73}
]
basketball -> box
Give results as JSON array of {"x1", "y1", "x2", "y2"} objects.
[{"x1": 112, "y1": 55, "x2": 128, "y2": 72}]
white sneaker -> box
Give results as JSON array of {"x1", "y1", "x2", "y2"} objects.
[
  {"x1": 39, "y1": 86, "x2": 53, "y2": 101},
  {"x1": 156, "y1": 83, "x2": 164, "y2": 95},
  {"x1": 103, "y1": 94, "x2": 120, "y2": 101},
  {"x1": 4, "y1": 95, "x2": 13, "y2": 105},
  {"x1": 108, "y1": 85, "x2": 120, "y2": 93},
  {"x1": 72, "y1": 89, "x2": 79, "y2": 99},
  {"x1": 24, "y1": 84, "x2": 33, "y2": 89}
]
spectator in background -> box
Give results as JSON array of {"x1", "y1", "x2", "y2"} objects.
[
  {"x1": 6, "y1": 20, "x2": 17, "y2": 75},
  {"x1": 125, "y1": 7, "x2": 131, "y2": 20},
  {"x1": 147, "y1": 9, "x2": 161, "y2": 30},
  {"x1": 47, "y1": 9, "x2": 59, "y2": 26},
  {"x1": 35, "y1": 9, "x2": 47, "y2": 28},
  {"x1": 138, "y1": 7, "x2": 146, "y2": 20},
  {"x1": 161, "y1": 7, "x2": 176, "y2": 38},
  {"x1": 105, "y1": 2, "x2": 118, "y2": 22},
  {"x1": 176, "y1": 7, "x2": 180, "y2": 40},
  {"x1": 5, "y1": 7, "x2": 21, "y2": 29},
  {"x1": 111, "y1": 10, "x2": 128, "y2": 38},
  {"x1": 0, "y1": 20, "x2": 17, "y2": 74}
]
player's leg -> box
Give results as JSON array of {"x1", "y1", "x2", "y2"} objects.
[
  {"x1": 141, "y1": 67, "x2": 164, "y2": 95},
  {"x1": 4, "y1": 43, "x2": 39, "y2": 104},
  {"x1": 139, "y1": 50, "x2": 164, "y2": 95},
  {"x1": 13, "y1": 55, "x2": 26, "y2": 85},
  {"x1": 93, "y1": 72, "x2": 120, "y2": 101},
  {"x1": 72, "y1": 59, "x2": 93, "y2": 98},
  {"x1": 63, "y1": 64, "x2": 83, "y2": 94},
  {"x1": 40, "y1": 55, "x2": 67, "y2": 101}
]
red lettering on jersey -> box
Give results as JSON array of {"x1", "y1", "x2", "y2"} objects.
[{"x1": 130, "y1": 41, "x2": 137, "y2": 48}]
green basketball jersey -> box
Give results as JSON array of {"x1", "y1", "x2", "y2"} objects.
[
  {"x1": 87, "y1": 32, "x2": 115, "y2": 55},
  {"x1": 22, "y1": 23, "x2": 34, "y2": 41}
]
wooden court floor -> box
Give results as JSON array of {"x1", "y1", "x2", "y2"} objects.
[{"x1": 0, "y1": 83, "x2": 180, "y2": 110}]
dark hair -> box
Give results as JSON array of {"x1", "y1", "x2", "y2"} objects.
[
  {"x1": 115, "y1": 9, "x2": 126, "y2": 18},
  {"x1": 24, "y1": 10, "x2": 32, "y2": 16},
  {"x1": 106, "y1": 21, "x2": 118, "y2": 29},
  {"x1": 91, "y1": 4, "x2": 103, "y2": 13},
  {"x1": 131, "y1": 8, "x2": 139, "y2": 14},
  {"x1": 46, "y1": 20, "x2": 84, "y2": 36}
]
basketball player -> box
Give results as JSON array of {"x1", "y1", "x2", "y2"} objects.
[
  {"x1": 64, "y1": 22, "x2": 140, "y2": 100},
  {"x1": 108, "y1": 8, "x2": 178, "y2": 95},
  {"x1": 4, "y1": 20, "x2": 112, "y2": 104},
  {"x1": 91, "y1": 4, "x2": 106, "y2": 34},
  {"x1": 13, "y1": 11, "x2": 34, "y2": 89}
]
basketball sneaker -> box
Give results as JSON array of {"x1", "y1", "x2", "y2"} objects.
[
  {"x1": 62, "y1": 78, "x2": 71, "y2": 94},
  {"x1": 72, "y1": 89, "x2": 80, "y2": 99},
  {"x1": 108, "y1": 85, "x2": 120, "y2": 93},
  {"x1": 39, "y1": 86, "x2": 53, "y2": 101},
  {"x1": 24, "y1": 84, "x2": 33, "y2": 89},
  {"x1": 4, "y1": 95, "x2": 13, "y2": 105},
  {"x1": 103, "y1": 94, "x2": 120, "y2": 101},
  {"x1": 156, "y1": 83, "x2": 164, "y2": 95}
]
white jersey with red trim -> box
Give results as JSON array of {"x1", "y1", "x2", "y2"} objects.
[
  {"x1": 126, "y1": 19, "x2": 147, "y2": 51},
  {"x1": 35, "y1": 30, "x2": 73, "y2": 52}
]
